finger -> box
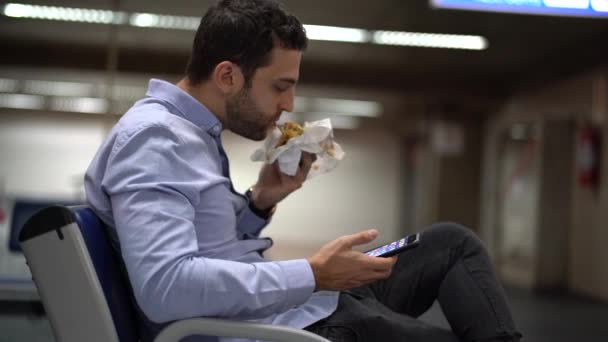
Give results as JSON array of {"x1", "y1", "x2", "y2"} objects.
[
  {"x1": 303, "y1": 152, "x2": 316, "y2": 170},
  {"x1": 342, "y1": 229, "x2": 378, "y2": 248},
  {"x1": 364, "y1": 254, "x2": 398, "y2": 270},
  {"x1": 367, "y1": 261, "x2": 395, "y2": 270},
  {"x1": 269, "y1": 161, "x2": 281, "y2": 172},
  {"x1": 358, "y1": 270, "x2": 390, "y2": 284},
  {"x1": 295, "y1": 152, "x2": 315, "y2": 180},
  {"x1": 298, "y1": 152, "x2": 316, "y2": 167},
  {"x1": 372, "y1": 268, "x2": 393, "y2": 280}
]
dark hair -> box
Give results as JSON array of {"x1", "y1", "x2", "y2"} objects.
[{"x1": 186, "y1": 0, "x2": 308, "y2": 85}]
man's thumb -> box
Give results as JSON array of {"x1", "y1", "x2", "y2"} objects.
[{"x1": 344, "y1": 229, "x2": 378, "y2": 247}]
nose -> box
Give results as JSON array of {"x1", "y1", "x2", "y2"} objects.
[{"x1": 279, "y1": 88, "x2": 295, "y2": 113}]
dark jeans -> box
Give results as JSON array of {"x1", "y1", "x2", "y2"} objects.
[{"x1": 304, "y1": 223, "x2": 522, "y2": 342}]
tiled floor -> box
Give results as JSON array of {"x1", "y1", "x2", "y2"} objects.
[{"x1": 1, "y1": 286, "x2": 607, "y2": 341}]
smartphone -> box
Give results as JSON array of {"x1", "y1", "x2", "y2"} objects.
[{"x1": 364, "y1": 233, "x2": 420, "y2": 258}]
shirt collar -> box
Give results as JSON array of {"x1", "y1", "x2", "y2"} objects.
[{"x1": 145, "y1": 79, "x2": 223, "y2": 137}]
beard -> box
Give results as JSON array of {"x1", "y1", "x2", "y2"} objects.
[{"x1": 225, "y1": 87, "x2": 275, "y2": 141}]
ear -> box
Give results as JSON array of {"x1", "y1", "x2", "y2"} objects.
[{"x1": 212, "y1": 61, "x2": 245, "y2": 96}]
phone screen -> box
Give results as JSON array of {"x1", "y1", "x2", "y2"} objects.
[{"x1": 364, "y1": 233, "x2": 420, "y2": 258}]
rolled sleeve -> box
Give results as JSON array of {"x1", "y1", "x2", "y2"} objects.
[{"x1": 237, "y1": 205, "x2": 270, "y2": 236}]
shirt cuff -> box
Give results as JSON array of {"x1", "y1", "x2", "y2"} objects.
[
  {"x1": 237, "y1": 206, "x2": 269, "y2": 236},
  {"x1": 278, "y1": 259, "x2": 316, "y2": 309}
]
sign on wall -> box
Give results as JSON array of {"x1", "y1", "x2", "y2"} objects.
[{"x1": 431, "y1": 0, "x2": 608, "y2": 18}]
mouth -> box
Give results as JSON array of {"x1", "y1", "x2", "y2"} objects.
[{"x1": 271, "y1": 114, "x2": 282, "y2": 126}]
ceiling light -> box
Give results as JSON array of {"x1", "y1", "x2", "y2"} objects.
[
  {"x1": 303, "y1": 24, "x2": 370, "y2": 43},
  {"x1": 279, "y1": 112, "x2": 360, "y2": 130},
  {"x1": 130, "y1": 13, "x2": 199, "y2": 30},
  {"x1": 3, "y1": 3, "x2": 125, "y2": 24},
  {"x1": 129, "y1": 13, "x2": 158, "y2": 27},
  {"x1": 294, "y1": 96, "x2": 382, "y2": 117},
  {"x1": 1, "y1": 3, "x2": 488, "y2": 50},
  {"x1": 23, "y1": 80, "x2": 95, "y2": 97},
  {"x1": 50, "y1": 97, "x2": 109, "y2": 114},
  {"x1": 372, "y1": 31, "x2": 488, "y2": 50},
  {"x1": 0, "y1": 78, "x2": 19, "y2": 93},
  {"x1": 0, "y1": 93, "x2": 45, "y2": 110},
  {"x1": 311, "y1": 98, "x2": 382, "y2": 117},
  {"x1": 0, "y1": 77, "x2": 378, "y2": 121},
  {"x1": 304, "y1": 113, "x2": 361, "y2": 130}
]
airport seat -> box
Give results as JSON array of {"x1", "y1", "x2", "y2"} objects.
[
  {"x1": 8, "y1": 199, "x2": 75, "y2": 252},
  {"x1": 18, "y1": 205, "x2": 329, "y2": 342}
]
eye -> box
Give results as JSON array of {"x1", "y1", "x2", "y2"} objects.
[{"x1": 274, "y1": 84, "x2": 289, "y2": 92}]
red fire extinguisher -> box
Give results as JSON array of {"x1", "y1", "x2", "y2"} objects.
[{"x1": 577, "y1": 125, "x2": 602, "y2": 189}]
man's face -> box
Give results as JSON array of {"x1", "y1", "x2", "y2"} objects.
[{"x1": 226, "y1": 47, "x2": 301, "y2": 141}]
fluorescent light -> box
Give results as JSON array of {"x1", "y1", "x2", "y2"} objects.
[
  {"x1": 0, "y1": 93, "x2": 45, "y2": 110},
  {"x1": 130, "y1": 12, "x2": 199, "y2": 30},
  {"x1": 311, "y1": 98, "x2": 382, "y2": 118},
  {"x1": 3, "y1": 3, "x2": 27, "y2": 17},
  {"x1": 294, "y1": 97, "x2": 310, "y2": 111},
  {"x1": 130, "y1": 13, "x2": 158, "y2": 27},
  {"x1": 2, "y1": 3, "x2": 488, "y2": 50},
  {"x1": 0, "y1": 77, "x2": 379, "y2": 121},
  {"x1": 373, "y1": 31, "x2": 488, "y2": 50},
  {"x1": 50, "y1": 97, "x2": 108, "y2": 114},
  {"x1": 2, "y1": 3, "x2": 125, "y2": 24},
  {"x1": 293, "y1": 96, "x2": 382, "y2": 118},
  {"x1": 23, "y1": 80, "x2": 94, "y2": 97},
  {"x1": 303, "y1": 24, "x2": 370, "y2": 43},
  {"x1": 279, "y1": 112, "x2": 360, "y2": 130},
  {"x1": 0, "y1": 78, "x2": 19, "y2": 93},
  {"x1": 303, "y1": 112, "x2": 361, "y2": 130}
]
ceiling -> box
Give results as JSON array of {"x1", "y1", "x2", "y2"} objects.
[{"x1": 1, "y1": 0, "x2": 608, "y2": 101}]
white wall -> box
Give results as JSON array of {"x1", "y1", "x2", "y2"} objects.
[
  {"x1": 0, "y1": 111, "x2": 109, "y2": 199},
  {"x1": 224, "y1": 128, "x2": 404, "y2": 254},
  {"x1": 0, "y1": 111, "x2": 404, "y2": 264}
]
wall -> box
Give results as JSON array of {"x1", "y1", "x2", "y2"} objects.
[
  {"x1": 480, "y1": 68, "x2": 608, "y2": 300},
  {"x1": 0, "y1": 110, "x2": 404, "y2": 267},
  {"x1": 401, "y1": 119, "x2": 483, "y2": 235},
  {"x1": 437, "y1": 120, "x2": 482, "y2": 231},
  {"x1": 224, "y1": 127, "x2": 405, "y2": 256},
  {"x1": 0, "y1": 111, "x2": 111, "y2": 282},
  {"x1": 0, "y1": 111, "x2": 110, "y2": 199}
]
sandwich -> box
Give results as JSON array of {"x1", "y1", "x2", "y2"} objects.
[{"x1": 276, "y1": 121, "x2": 304, "y2": 147}]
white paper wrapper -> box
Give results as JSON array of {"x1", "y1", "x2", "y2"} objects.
[{"x1": 250, "y1": 118, "x2": 345, "y2": 178}]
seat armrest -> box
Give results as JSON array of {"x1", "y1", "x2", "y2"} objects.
[{"x1": 154, "y1": 317, "x2": 330, "y2": 342}]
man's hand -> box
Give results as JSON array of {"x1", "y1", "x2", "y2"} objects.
[
  {"x1": 250, "y1": 152, "x2": 316, "y2": 210},
  {"x1": 307, "y1": 230, "x2": 398, "y2": 291}
]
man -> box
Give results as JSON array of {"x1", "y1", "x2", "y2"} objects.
[{"x1": 85, "y1": 1, "x2": 522, "y2": 341}]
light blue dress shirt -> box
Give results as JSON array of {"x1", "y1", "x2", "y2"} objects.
[{"x1": 84, "y1": 79, "x2": 338, "y2": 342}]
